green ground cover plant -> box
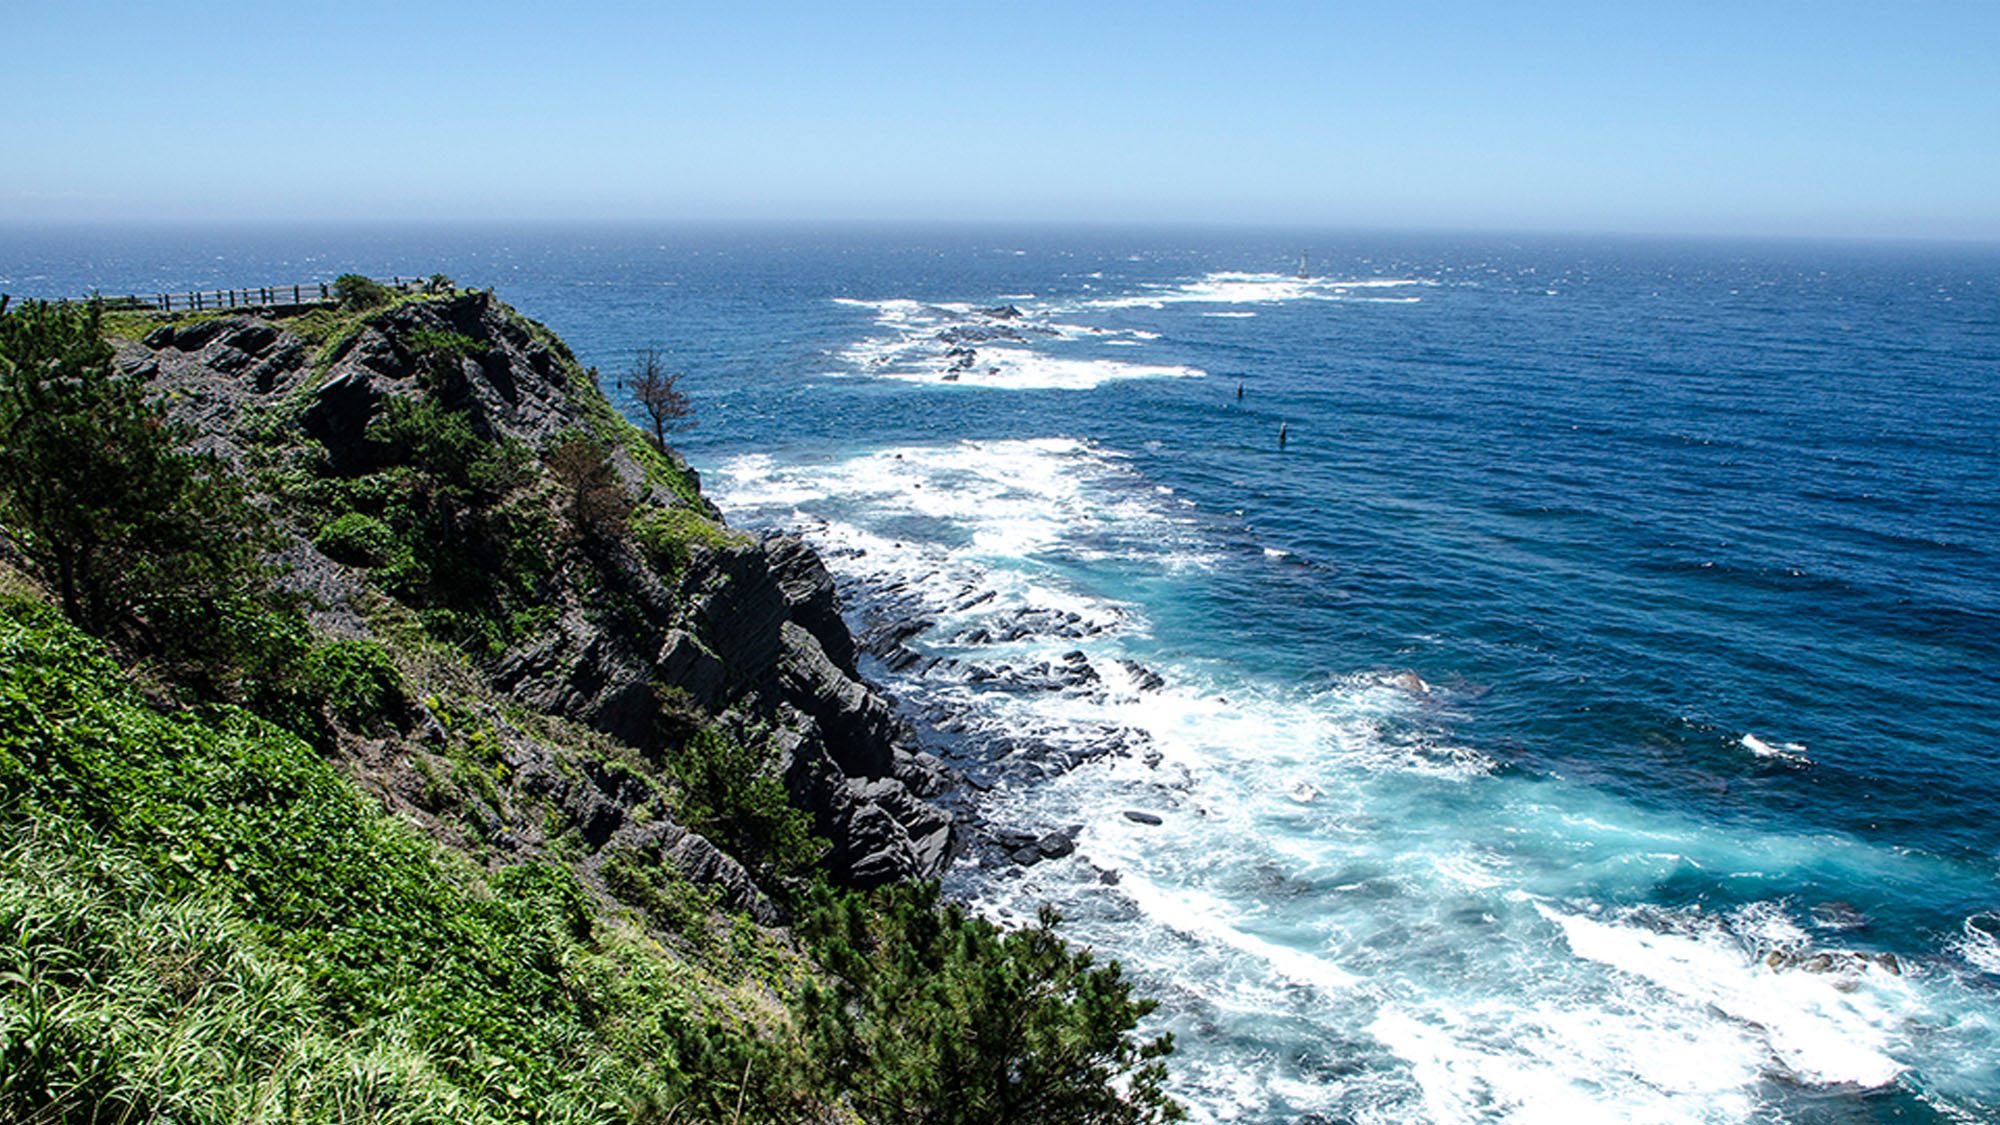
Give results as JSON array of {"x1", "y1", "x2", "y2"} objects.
[{"x1": 0, "y1": 600, "x2": 775, "y2": 1123}]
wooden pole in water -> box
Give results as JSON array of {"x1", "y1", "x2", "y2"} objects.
[{"x1": 1279, "y1": 422, "x2": 1289, "y2": 449}]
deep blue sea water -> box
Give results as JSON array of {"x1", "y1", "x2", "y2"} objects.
[{"x1": 6, "y1": 223, "x2": 1999, "y2": 1122}]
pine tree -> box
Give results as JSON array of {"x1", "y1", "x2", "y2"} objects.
[
  {"x1": 0, "y1": 301, "x2": 259, "y2": 643},
  {"x1": 798, "y1": 882, "x2": 1183, "y2": 1125}
]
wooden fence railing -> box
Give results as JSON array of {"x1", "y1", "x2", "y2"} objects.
[{"x1": 14, "y1": 276, "x2": 438, "y2": 315}]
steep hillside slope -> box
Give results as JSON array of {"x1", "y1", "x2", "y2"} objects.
[{"x1": 117, "y1": 288, "x2": 952, "y2": 896}]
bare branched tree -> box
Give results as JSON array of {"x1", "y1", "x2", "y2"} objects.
[
  {"x1": 630, "y1": 348, "x2": 694, "y2": 449},
  {"x1": 545, "y1": 436, "x2": 631, "y2": 541}
]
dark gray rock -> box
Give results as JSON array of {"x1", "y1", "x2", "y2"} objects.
[
  {"x1": 831, "y1": 796, "x2": 921, "y2": 888},
  {"x1": 989, "y1": 828, "x2": 1040, "y2": 852},
  {"x1": 1117, "y1": 659, "x2": 1167, "y2": 692},
  {"x1": 682, "y1": 540, "x2": 791, "y2": 677},
  {"x1": 168, "y1": 319, "x2": 229, "y2": 351},
  {"x1": 1123, "y1": 810, "x2": 1164, "y2": 826},
  {"x1": 937, "y1": 324, "x2": 1025, "y2": 345},
  {"x1": 1037, "y1": 825, "x2": 1082, "y2": 859},
  {"x1": 655, "y1": 630, "x2": 729, "y2": 711},
  {"x1": 778, "y1": 621, "x2": 900, "y2": 779},
  {"x1": 221, "y1": 324, "x2": 280, "y2": 356},
  {"x1": 765, "y1": 533, "x2": 856, "y2": 674}
]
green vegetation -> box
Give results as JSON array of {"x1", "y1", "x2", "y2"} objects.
[
  {"x1": 313, "y1": 511, "x2": 397, "y2": 567},
  {"x1": 299, "y1": 396, "x2": 554, "y2": 657},
  {"x1": 0, "y1": 603, "x2": 1177, "y2": 1123},
  {"x1": 601, "y1": 845, "x2": 723, "y2": 942},
  {"x1": 2, "y1": 823, "x2": 482, "y2": 1125},
  {"x1": 799, "y1": 882, "x2": 1182, "y2": 1125},
  {"x1": 283, "y1": 287, "x2": 455, "y2": 377},
  {"x1": 634, "y1": 505, "x2": 750, "y2": 579},
  {"x1": 333, "y1": 274, "x2": 391, "y2": 311},
  {"x1": 546, "y1": 434, "x2": 633, "y2": 542},
  {"x1": 0, "y1": 300, "x2": 375, "y2": 739},
  {"x1": 407, "y1": 328, "x2": 490, "y2": 361},
  {"x1": 0, "y1": 300, "x2": 261, "y2": 641},
  {"x1": 0, "y1": 288, "x2": 1182, "y2": 1124},
  {"x1": 670, "y1": 729, "x2": 823, "y2": 881},
  {"x1": 0, "y1": 600, "x2": 781, "y2": 1123}
]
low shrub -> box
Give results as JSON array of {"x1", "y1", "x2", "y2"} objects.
[
  {"x1": 315, "y1": 511, "x2": 397, "y2": 567},
  {"x1": 633, "y1": 505, "x2": 748, "y2": 579},
  {"x1": 407, "y1": 329, "x2": 486, "y2": 359},
  {"x1": 333, "y1": 274, "x2": 390, "y2": 311}
]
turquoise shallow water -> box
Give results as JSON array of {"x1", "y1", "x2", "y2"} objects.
[{"x1": 7, "y1": 224, "x2": 1999, "y2": 1121}]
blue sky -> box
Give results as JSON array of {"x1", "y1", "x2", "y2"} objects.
[{"x1": 6, "y1": 1, "x2": 1996, "y2": 239}]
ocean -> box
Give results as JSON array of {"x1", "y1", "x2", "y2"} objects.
[{"x1": 5, "y1": 223, "x2": 1998, "y2": 1122}]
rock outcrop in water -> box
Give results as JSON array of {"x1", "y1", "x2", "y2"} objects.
[{"x1": 114, "y1": 289, "x2": 953, "y2": 894}]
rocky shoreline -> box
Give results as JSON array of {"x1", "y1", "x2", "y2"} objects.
[{"x1": 114, "y1": 287, "x2": 1188, "y2": 914}]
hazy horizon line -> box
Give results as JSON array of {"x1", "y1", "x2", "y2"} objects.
[{"x1": 3, "y1": 215, "x2": 1996, "y2": 251}]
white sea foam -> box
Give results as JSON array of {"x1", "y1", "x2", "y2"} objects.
[
  {"x1": 830, "y1": 294, "x2": 1202, "y2": 388},
  {"x1": 703, "y1": 435, "x2": 1990, "y2": 1122},
  {"x1": 920, "y1": 346, "x2": 1203, "y2": 390},
  {"x1": 1739, "y1": 732, "x2": 1811, "y2": 763},
  {"x1": 1541, "y1": 904, "x2": 1910, "y2": 1088},
  {"x1": 1370, "y1": 1004, "x2": 1761, "y2": 1125},
  {"x1": 1115, "y1": 874, "x2": 1361, "y2": 993},
  {"x1": 1949, "y1": 915, "x2": 2000, "y2": 975},
  {"x1": 1077, "y1": 271, "x2": 1435, "y2": 311},
  {"x1": 828, "y1": 273, "x2": 1425, "y2": 393}
]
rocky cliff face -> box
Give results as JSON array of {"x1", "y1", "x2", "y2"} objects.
[{"x1": 114, "y1": 290, "x2": 954, "y2": 902}]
